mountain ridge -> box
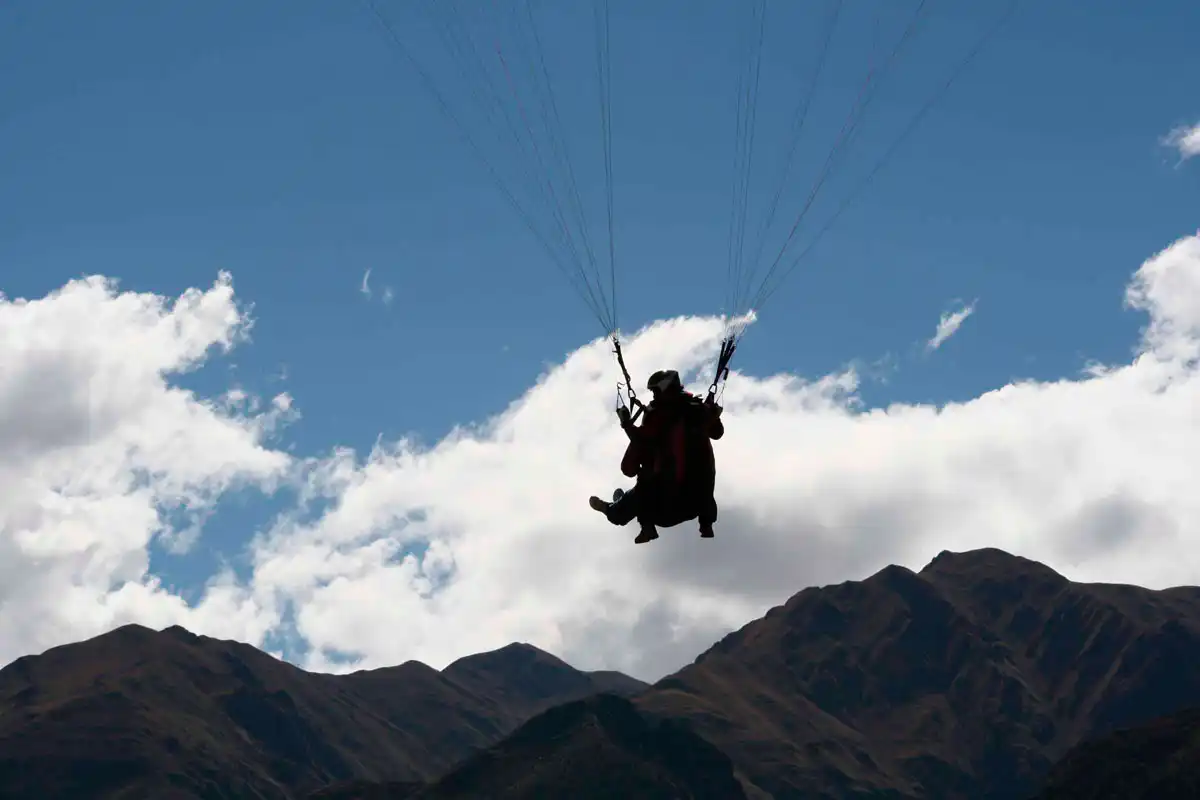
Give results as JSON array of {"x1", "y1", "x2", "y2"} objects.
[
  {"x1": 3, "y1": 547, "x2": 1199, "y2": 799},
  {"x1": 627, "y1": 547, "x2": 1200, "y2": 799},
  {"x1": 0, "y1": 623, "x2": 646, "y2": 799}
]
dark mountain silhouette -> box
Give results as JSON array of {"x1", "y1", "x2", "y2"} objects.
[
  {"x1": 632, "y1": 548, "x2": 1200, "y2": 799},
  {"x1": 1034, "y1": 707, "x2": 1200, "y2": 800},
  {"x1": 323, "y1": 548, "x2": 1200, "y2": 800},
  {"x1": 4, "y1": 548, "x2": 1200, "y2": 800},
  {"x1": 315, "y1": 693, "x2": 747, "y2": 800},
  {"x1": 0, "y1": 625, "x2": 645, "y2": 799}
]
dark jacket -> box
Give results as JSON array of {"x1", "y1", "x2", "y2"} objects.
[{"x1": 620, "y1": 392, "x2": 724, "y2": 488}]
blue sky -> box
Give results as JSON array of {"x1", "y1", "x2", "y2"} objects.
[{"x1": 2, "y1": 0, "x2": 1199, "y2": 673}]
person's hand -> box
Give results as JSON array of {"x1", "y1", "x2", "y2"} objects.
[
  {"x1": 616, "y1": 406, "x2": 632, "y2": 427},
  {"x1": 710, "y1": 403, "x2": 723, "y2": 418}
]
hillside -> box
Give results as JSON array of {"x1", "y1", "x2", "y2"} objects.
[
  {"x1": 1035, "y1": 706, "x2": 1200, "y2": 800},
  {"x1": 331, "y1": 548, "x2": 1200, "y2": 800},
  {"x1": 5, "y1": 548, "x2": 1200, "y2": 800},
  {"x1": 633, "y1": 548, "x2": 1200, "y2": 798},
  {"x1": 413, "y1": 693, "x2": 747, "y2": 800},
  {"x1": 0, "y1": 626, "x2": 645, "y2": 799}
]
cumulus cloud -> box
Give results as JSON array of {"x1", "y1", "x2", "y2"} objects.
[
  {"x1": 6, "y1": 231, "x2": 1200, "y2": 684},
  {"x1": 1163, "y1": 120, "x2": 1200, "y2": 163},
  {"x1": 245, "y1": 233, "x2": 1200, "y2": 681},
  {"x1": 926, "y1": 300, "x2": 977, "y2": 351},
  {"x1": 0, "y1": 273, "x2": 290, "y2": 664}
]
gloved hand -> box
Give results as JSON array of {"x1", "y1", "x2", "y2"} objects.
[{"x1": 616, "y1": 406, "x2": 632, "y2": 427}]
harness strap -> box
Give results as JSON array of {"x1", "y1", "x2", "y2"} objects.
[
  {"x1": 706, "y1": 335, "x2": 737, "y2": 403},
  {"x1": 613, "y1": 336, "x2": 646, "y2": 420}
]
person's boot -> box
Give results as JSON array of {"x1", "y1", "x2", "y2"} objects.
[
  {"x1": 589, "y1": 496, "x2": 610, "y2": 514},
  {"x1": 634, "y1": 525, "x2": 659, "y2": 544},
  {"x1": 699, "y1": 521, "x2": 715, "y2": 538},
  {"x1": 612, "y1": 488, "x2": 625, "y2": 503}
]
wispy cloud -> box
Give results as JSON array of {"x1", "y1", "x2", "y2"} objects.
[
  {"x1": 1163, "y1": 120, "x2": 1200, "y2": 164},
  {"x1": 361, "y1": 269, "x2": 395, "y2": 307},
  {"x1": 926, "y1": 300, "x2": 977, "y2": 352}
]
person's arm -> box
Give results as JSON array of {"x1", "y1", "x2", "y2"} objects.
[
  {"x1": 621, "y1": 404, "x2": 657, "y2": 444},
  {"x1": 707, "y1": 404, "x2": 725, "y2": 440},
  {"x1": 617, "y1": 405, "x2": 646, "y2": 442},
  {"x1": 620, "y1": 440, "x2": 640, "y2": 477},
  {"x1": 617, "y1": 405, "x2": 652, "y2": 476}
]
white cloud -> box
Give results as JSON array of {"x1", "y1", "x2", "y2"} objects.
[
  {"x1": 360, "y1": 269, "x2": 394, "y2": 306},
  {"x1": 1163, "y1": 121, "x2": 1200, "y2": 163},
  {"x1": 245, "y1": 233, "x2": 1200, "y2": 681},
  {"x1": 926, "y1": 300, "x2": 977, "y2": 351},
  {"x1": 6, "y1": 232, "x2": 1200, "y2": 685},
  {"x1": 0, "y1": 273, "x2": 290, "y2": 664}
]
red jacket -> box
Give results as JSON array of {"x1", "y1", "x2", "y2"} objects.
[{"x1": 620, "y1": 392, "x2": 724, "y2": 487}]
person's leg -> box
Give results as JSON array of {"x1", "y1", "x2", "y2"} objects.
[
  {"x1": 691, "y1": 469, "x2": 717, "y2": 538},
  {"x1": 697, "y1": 493, "x2": 717, "y2": 538},
  {"x1": 633, "y1": 501, "x2": 660, "y2": 544},
  {"x1": 597, "y1": 483, "x2": 637, "y2": 524},
  {"x1": 590, "y1": 482, "x2": 658, "y2": 542},
  {"x1": 627, "y1": 481, "x2": 661, "y2": 543}
]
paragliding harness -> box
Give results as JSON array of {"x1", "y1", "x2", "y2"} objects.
[
  {"x1": 611, "y1": 334, "x2": 736, "y2": 426},
  {"x1": 609, "y1": 334, "x2": 733, "y2": 528}
]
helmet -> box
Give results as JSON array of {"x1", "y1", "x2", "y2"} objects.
[{"x1": 646, "y1": 369, "x2": 682, "y2": 394}]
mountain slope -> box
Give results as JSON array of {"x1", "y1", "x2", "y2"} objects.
[
  {"x1": 633, "y1": 548, "x2": 1200, "y2": 799},
  {"x1": 310, "y1": 694, "x2": 747, "y2": 800},
  {"x1": 1035, "y1": 707, "x2": 1200, "y2": 800},
  {"x1": 415, "y1": 693, "x2": 748, "y2": 800},
  {"x1": 0, "y1": 625, "x2": 645, "y2": 799},
  {"x1": 7, "y1": 548, "x2": 1200, "y2": 800},
  {"x1": 338, "y1": 548, "x2": 1200, "y2": 800}
]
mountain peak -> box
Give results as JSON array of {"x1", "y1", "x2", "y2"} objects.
[
  {"x1": 638, "y1": 548, "x2": 1200, "y2": 799},
  {"x1": 0, "y1": 623, "x2": 644, "y2": 799},
  {"x1": 921, "y1": 546, "x2": 1069, "y2": 583},
  {"x1": 105, "y1": 622, "x2": 160, "y2": 638},
  {"x1": 443, "y1": 641, "x2": 568, "y2": 676},
  {"x1": 161, "y1": 624, "x2": 199, "y2": 640},
  {"x1": 7, "y1": 550, "x2": 1198, "y2": 800}
]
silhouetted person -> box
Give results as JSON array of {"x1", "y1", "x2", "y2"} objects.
[{"x1": 589, "y1": 369, "x2": 724, "y2": 544}]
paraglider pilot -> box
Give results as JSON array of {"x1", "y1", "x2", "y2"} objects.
[{"x1": 589, "y1": 369, "x2": 724, "y2": 544}]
